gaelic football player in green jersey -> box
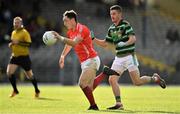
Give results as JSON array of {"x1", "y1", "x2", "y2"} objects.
[{"x1": 91, "y1": 5, "x2": 166, "y2": 110}]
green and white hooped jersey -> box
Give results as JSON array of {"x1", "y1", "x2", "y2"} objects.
[{"x1": 105, "y1": 19, "x2": 135, "y2": 56}]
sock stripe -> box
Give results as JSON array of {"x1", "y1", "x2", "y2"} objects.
[{"x1": 115, "y1": 96, "x2": 121, "y2": 102}]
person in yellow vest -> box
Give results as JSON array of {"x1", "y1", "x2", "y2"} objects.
[{"x1": 7, "y1": 16, "x2": 40, "y2": 98}]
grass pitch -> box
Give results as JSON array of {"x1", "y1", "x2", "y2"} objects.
[{"x1": 0, "y1": 84, "x2": 180, "y2": 114}]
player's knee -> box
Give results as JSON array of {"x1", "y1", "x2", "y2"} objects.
[
  {"x1": 26, "y1": 75, "x2": 33, "y2": 79},
  {"x1": 6, "y1": 71, "x2": 13, "y2": 77},
  {"x1": 25, "y1": 71, "x2": 33, "y2": 79},
  {"x1": 78, "y1": 81, "x2": 87, "y2": 89},
  {"x1": 78, "y1": 82, "x2": 81, "y2": 87},
  {"x1": 109, "y1": 76, "x2": 118, "y2": 85}
]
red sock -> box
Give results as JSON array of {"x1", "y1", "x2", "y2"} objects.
[
  {"x1": 82, "y1": 86, "x2": 96, "y2": 106},
  {"x1": 93, "y1": 73, "x2": 106, "y2": 90}
]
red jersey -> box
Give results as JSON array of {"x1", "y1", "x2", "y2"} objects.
[{"x1": 67, "y1": 23, "x2": 97, "y2": 63}]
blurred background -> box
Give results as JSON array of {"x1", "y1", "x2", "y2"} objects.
[{"x1": 0, "y1": 0, "x2": 180, "y2": 85}]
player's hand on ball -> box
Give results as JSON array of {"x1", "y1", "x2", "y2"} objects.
[
  {"x1": 52, "y1": 31, "x2": 65, "y2": 42},
  {"x1": 59, "y1": 55, "x2": 65, "y2": 69},
  {"x1": 117, "y1": 42, "x2": 126, "y2": 47}
]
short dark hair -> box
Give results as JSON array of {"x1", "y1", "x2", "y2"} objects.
[
  {"x1": 110, "y1": 5, "x2": 122, "y2": 13},
  {"x1": 63, "y1": 10, "x2": 77, "y2": 22}
]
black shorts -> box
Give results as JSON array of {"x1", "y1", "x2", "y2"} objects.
[{"x1": 9, "y1": 55, "x2": 32, "y2": 71}]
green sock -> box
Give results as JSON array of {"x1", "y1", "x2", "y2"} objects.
[{"x1": 115, "y1": 96, "x2": 121, "y2": 102}]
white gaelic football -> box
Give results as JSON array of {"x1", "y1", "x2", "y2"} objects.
[{"x1": 42, "y1": 31, "x2": 57, "y2": 46}]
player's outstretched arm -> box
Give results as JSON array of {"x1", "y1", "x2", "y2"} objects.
[
  {"x1": 93, "y1": 38, "x2": 107, "y2": 48},
  {"x1": 90, "y1": 31, "x2": 108, "y2": 48},
  {"x1": 53, "y1": 31, "x2": 83, "y2": 47}
]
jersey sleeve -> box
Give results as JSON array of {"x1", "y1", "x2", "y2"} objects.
[
  {"x1": 105, "y1": 27, "x2": 114, "y2": 43},
  {"x1": 124, "y1": 23, "x2": 135, "y2": 36},
  {"x1": 24, "y1": 30, "x2": 32, "y2": 43},
  {"x1": 79, "y1": 25, "x2": 89, "y2": 39},
  {"x1": 11, "y1": 31, "x2": 15, "y2": 40}
]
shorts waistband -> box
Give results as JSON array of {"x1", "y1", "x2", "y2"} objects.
[{"x1": 116, "y1": 53, "x2": 134, "y2": 58}]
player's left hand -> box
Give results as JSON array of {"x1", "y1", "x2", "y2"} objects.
[
  {"x1": 117, "y1": 42, "x2": 126, "y2": 47},
  {"x1": 8, "y1": 40, "x2": 19, "y2": 48},
  {"x1": 12, "y1": 40, "x2": 19, "y2": 45},
  {"x1": 8, "y1": 42, "x2": 13, "y2": 48},
  {"x1": 52, "y1": 31, "x2": 64, "y2": 42}
]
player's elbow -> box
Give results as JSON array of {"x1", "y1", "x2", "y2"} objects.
[
  {"x1": 133, "y1": 36, "x2": 136, "y2": 42},
  {"x1": 131, "y1": 36, "x2": 136, "y2": 43},
  {"x1": 73, "y1": 42, "x2": 79, "y2": 47},
  {"x1": 67, "y1": 42, "x2": 77, "y2": 47},
  {"x1": 72, "y1": 40, "x2": 81, "y2": 47},
  {"x1": 129, "y1": 35, "x2": 136, "y2": 43},
  {"x1": 101, "y1": 42, "x2": 109, "y2": 48},
  {"x1": 71, "y1": 43, "x2": 76, "y2": 47}
]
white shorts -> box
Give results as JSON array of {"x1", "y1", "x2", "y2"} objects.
[
  {"x1": 111, "y1": 54, "x2": 139, "y2": 73},
  {"x1": 81, "y1": 56, "x2": 101, "y2": 71}
]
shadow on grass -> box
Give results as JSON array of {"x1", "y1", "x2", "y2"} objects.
[
  {"x1": 99, "y1": 109, "x2": 177, "y2": 114},
  {"x1": 36, "y1": 97, "x2": 62, "y2": 101},
  {"x1": 13, "y1": 96, "x2": 62, "y2": 101}
]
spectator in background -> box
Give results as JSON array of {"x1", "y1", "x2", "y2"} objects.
[
  {"x1": 0, "y1": 0, "x2": 45, "y2": 48},
  {"x1": 166, "y1": 27, "x2": 180, "y2": 45},
  {"x1": 176, "y1": 60, "x2": 180, "y2": 72}
]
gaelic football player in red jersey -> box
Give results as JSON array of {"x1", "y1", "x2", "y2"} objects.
[{"x1": 53, "y1": 10, "x2": 119, "y2": 110}]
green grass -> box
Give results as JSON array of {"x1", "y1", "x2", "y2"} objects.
[{"x1": 0, "y1": 84, "x2": 180, "y2": 114}]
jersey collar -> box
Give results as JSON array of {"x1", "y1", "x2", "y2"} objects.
[{"x1": 114, "y1": 19, "x2": 123, "y2": 27}]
